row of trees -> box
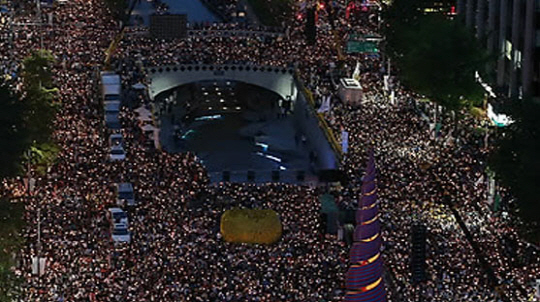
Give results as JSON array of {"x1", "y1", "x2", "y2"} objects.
[
  {"x1": 1, "y1": 49, "x2": 58, "y2": 178},
  {"x1": 383, "y1": 0, "x2": 540, "y2": 242},
  {"x1": 489, "y1": 100, "x2": 540, "y2": 241},
  {"x1": 0, "y1": 49, "x2": 58, "y2": 300},
  {"x1": 383, "y1": 0, "x2": 489, "y2": 111},
  {"x1": 247, "y1": 0, "x2": 292, "y2": 27}
]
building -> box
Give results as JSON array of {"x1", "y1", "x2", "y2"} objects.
[{"x1": 457, "y1": 0, "x2": 539, "y2": 100}]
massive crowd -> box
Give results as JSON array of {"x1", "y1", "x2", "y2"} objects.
[{"x1": 1, "y1": 0, "x2": 539, "y2": 301}]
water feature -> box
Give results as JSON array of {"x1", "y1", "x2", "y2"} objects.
[{"x1": 156, "y1": 81, "x2": 316, "y2": 183}]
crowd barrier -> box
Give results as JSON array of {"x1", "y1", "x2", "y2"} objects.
[{"x1": 294, "y1": 73, "x2": 343, "y2": 157}]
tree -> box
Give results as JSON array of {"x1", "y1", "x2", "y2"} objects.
[
  {"x1": 247, "y1": 0, "x2": 292, "y2": 27},
  {"x1": 490, "y1": 99, "x2": 540, "y2": 241},
  {"x1": 382, "y1": 0, "x2": 455, "y2": 56},
  {"x1": 21, "y1": 50, "x2": 58, "y2": 146},
  {"x1": 0, "y1": 80, "x2": 30, "y2": 177},
  {"x1": 21, "y1": 49, "x2": 55, "y2": 89},
  {"x1": 103, "y1": 0, "x2": 128, "y2": 21},
  {"x1": 398, "y1": 16, "x2": 488, "y2": 110},
  {"x1": 0, "y1": 199, "x2": 25, "y2": 302},
  {"x1": 383, "y1": 2, "x2": 491, "y2": 111}
]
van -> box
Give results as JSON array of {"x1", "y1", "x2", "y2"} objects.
[
  {"x1": 100, "y1": 71, "x2": 121, "y2": 103},
  {"x1": 104, "y1": 100, "x2": 121, "y2": 113},
  {"x1": 102, "y1": 84, "x2": 121, "y2": 102},
  {"x1": 104, "y1": 112, "x2": 121, "y2": 130},
  {"x1": 116, "y1": 183, "x2": 135, "y2": 206}
]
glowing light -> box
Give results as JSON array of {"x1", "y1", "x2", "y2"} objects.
[
  {"x1": 181, "y1": 130, "x2": 195, "y2": 139},
  {"x1": 351, "y1": 253, "x2": 380, "y2": 267},
  {"x1": 347, "y1": 277, "x2": 382, "y2": 294},
  {"x1": 195, "y1": 115, "x2": 222, "y2": 121},
  {"x1": 255, "y1": 142, "x2": 269, "y2": 151},
  {"x1": 256, "y1": 152, "x2": 282, "y2": 163},
  {"x1": 360, "y1": 233, "x2": 379, "y2": 242},
  {"x1": 362, "y1": 214, "x2": 379, "y2": 225}
]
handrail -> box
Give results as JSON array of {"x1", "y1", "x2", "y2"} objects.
[{"x1": 294, "y1": 73, "x2": 343, "y2": 158}]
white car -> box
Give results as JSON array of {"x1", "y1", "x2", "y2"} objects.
[
  {"x1": 108, "y1": 207, "x2": 129, "y2": 225},
  {"x1": 111, "y1": 223, "x2": 131, "y2": 243},
  {"x1": 109, "y1": 144, "x2": 126, "y2": 161}
]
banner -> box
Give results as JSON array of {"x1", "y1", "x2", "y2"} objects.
[
  {"x1": 32, "y1": 257, "x2": 47, "y2": 276},
  {"x1": 317, "y1": 95, "x2": 332, "y2": 113},
  {"x1": 341, "y1": 130, "x2": 349, "y2": 154},
  {"x1": 352, "y1": 61, "x2": 361, "y2": 81}
]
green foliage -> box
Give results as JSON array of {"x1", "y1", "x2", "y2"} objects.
[
  {"x1": 26, "y1": 143, "x2": 60, "y2": 176},
  {"x1": 0, "y1": 200, "x2": 24, "y2": 266},
  {"x1": 23, "y1": 86, "x2": 59, "y2": 145},
  {"x1": 103, "y1": 0, "x2": 127, "y2": 21},
  {"x1": 383, "y1": 1, "x2": 491, "y2": 111},
  {"x1": 221, "y1": 208, "x2": 282, "y2": 244},
  {"x1": 469, "y1": 106, "x2": 486, "y2": 119},
  {"x1": 247, "y1": 0, "x2": 292, "y2": 27},
  {"x1": 0, "y1": 199, "x2": 25, "y2": 301},
  {"x1": 0, "y1": 81, "x2": 29, "y2": 178},
  {"x1": 21, "y1": 50, "x2": 59, "y2": 146},
  {"x1": 21, "y1": 49, "x2": 55, "y2": 89},
  {"x1": 0, "y1": 50, "x2": 61, "y2": 178},
  {"x1": 490, "y1": 100, "x2": 540, "y2": 236}
]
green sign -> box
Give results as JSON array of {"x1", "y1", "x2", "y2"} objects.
[
  {"x1": 347, "y1": 33, "x2": 381, "y2": 54},
  {"x1": 346, "y1": 41, "x2": 379, "y2": 54}
]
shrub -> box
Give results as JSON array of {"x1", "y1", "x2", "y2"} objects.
[{"x1": 220, "y1": 208, "x2": 282, "y2": 244}]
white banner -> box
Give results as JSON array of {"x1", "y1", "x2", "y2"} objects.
[
  {"x1": 317, "y1": 95, "x2": 331, "y2": 113},
  {"x1": 31, "y1": 257, "x2": 47, "y2": 276},
  {"x1": 341, "y1": 130, "x2": 349, "y2": 154}
]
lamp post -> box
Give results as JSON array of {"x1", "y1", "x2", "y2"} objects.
[
  {"x1": 35, "y1": 0, "x2": 43, "y2": 49},
  {"x1": 26, "y1": 149, "x2": 43, "y2": 281}
]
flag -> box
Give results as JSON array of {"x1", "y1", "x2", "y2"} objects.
[
  {"x1": 341, "y1": 130, "x2": 349, "y2": 154},
  {"x1": 317, "y1": 95, "x2": 332, "y2": 113},
  {"x1": 352, "y1": 61, "x2": 361, "y2": 81}
]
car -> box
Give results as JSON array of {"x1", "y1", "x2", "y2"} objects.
[
  {"x1": 109, "y1": 133, "x2": 123, "y2": 147},
  {"x1": 116, "y1": 183, "x2": 135, "y2": 206},
  {"x1": 109, "y1": 144, "x2": 126, "y2": 161},
  {"x1": 111, "y1": 223, "x2": 131, "y2": 243},
  {"x1": 107, "y1": 207, "x2": 129, "y2": 225}
]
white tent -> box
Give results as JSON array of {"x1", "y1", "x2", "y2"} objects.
[
  {"x1": 134, "y1": 106, "x2": 153, "y2": 122},
  {"x1": 137, "y1": 114, "x2": 153, "y2": 122},
  {"x1": 141, "y1": 124, "x2": 157, "y2": 132},
  {"x1": 132, "y1": 82, "x2": 146, "y2": 90},
  {"x1": 134, "y1": 106, "x2": 151, "y2": 116}
]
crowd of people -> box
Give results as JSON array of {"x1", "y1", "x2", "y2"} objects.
[{"x1": 1, "y1": 0, "x2": 539, "y2": 301}]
